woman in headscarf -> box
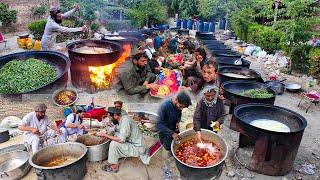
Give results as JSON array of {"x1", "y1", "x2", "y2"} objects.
[{"x1": 193, "y1": 85, "x2": 225, "y2": 141}]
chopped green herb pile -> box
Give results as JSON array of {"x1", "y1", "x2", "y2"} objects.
[
  {"x1": 0, "y1": 58, "x2": 56, "y2": 93},
  {"x1": 238, "y1": 88, "x2": 273, "y2": 99}
]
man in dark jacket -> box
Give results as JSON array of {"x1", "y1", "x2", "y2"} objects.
[
  {"x1": 115, "y1": 51, "x2": 159, "y2": 95},
  {"x1": 193, "y1": 86, "x2": 225, "y2": 141},
  {"x1": 156, "y1": 91, "x2": 192, "y2": 150}
]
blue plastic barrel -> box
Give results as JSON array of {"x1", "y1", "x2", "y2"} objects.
[
  {"x1": 204, "y1": 22, "x2": 209, "y2": 32},
  {"x1": 219, "y1": 18, "x2": 226, "y2": 29},
  {"x1": 176, "y1": 19, "x2": 181, "y2": 28},
  {"x1": 209, "y1": 22, "x2": 215, "y2": 32},
  {"x1": 182, "y1": 19, "x2": 188, "y2": 29},
  {"x1": 187, "y1": 19, "x2": 193, "y2": 30},
  {"x1": 198, "y1": 21, "x2": 204, "y2": 32}
]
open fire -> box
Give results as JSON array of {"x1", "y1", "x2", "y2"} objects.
[{"x1": 88, "y1": 44, "x2": 131, "y2": 90}]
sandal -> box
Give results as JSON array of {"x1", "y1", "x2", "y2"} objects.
[{"x1": 101, "y1": 164, "x2": 119, "y2": 173}]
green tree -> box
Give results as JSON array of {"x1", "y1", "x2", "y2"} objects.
[
  {"x1": 0, "y1": 3, "x2": 17, "y2": 28},
  {"x1": 178, "y1": 0, "x2": 199, "y2": 18},
  {"x1": 128, "y1": 0, "x2": 167, "y2": 28}
]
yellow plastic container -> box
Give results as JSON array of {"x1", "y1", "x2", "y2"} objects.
[
  {"x1": 17, "y1": 38, "x2": 27, "y2": 48},
  {"x1": 33, "y1": 40, "x2": 41, "y2": 51}
]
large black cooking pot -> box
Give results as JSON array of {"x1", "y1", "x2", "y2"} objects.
[
  {"x1": 102, "y1": 36, "x2": 139, "y2": 48},
  {"x1": 0, "y1": 51, "x2": 70, "y2": 94},
  {"x1": 222, "y1": 81, "x2": 276, "y2": 107},
  {"x1": 205, "y1": 44, "x2": 229, "y2": 50},
  {"x1": 67, "y1": 40, "x2": 122, "y2": 66},
  {"x1": 29, "y1": 142, "x2": 87, "y2": 180},
  {"x1": 211, "y1": 49, "x2": 241, "y2": 58},
  {"x1": 196, "y1": 32, "x2": 215, "y2": 39},
  {"x1": 201, "y1": 40, "x2": 220, "y2": 45},
  {"x1": 234, "y1": 103, "x2": 307, "y2": 176},
  {"x1": 234, "y1": 103, "x2": 307, "y2": 136},
  {"x1": 216, "y1": 57, "x2": 251, "y2": 68},
  {"x1": 218, "y1": 66, "x2": 262, "y2": 84},
  {"x1": 0, "y1": 128, "x2": 9, "y2": 143},
  {"x1": 171, "y1": 129, "x2": 228, "y2": 179}
]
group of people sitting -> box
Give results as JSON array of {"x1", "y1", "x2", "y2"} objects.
[
  {"x1": 18, "y1": 85, "x2": 225, "y2": 173},
  {"x1": 18, "y1": 101, "x2": 150, "y2": 173},
  {"x1": 115, "y1": 30, "x2": 218, "y2": 98}
]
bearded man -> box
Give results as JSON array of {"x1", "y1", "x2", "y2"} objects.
[{"x1": 41, "y1": 5, "x2": 87, "y2": 51}]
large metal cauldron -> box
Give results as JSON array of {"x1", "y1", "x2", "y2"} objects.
[
  {"x1": 29, "y1": 142, "x2": 87, "y2": 180},
  {"x1": 171, "y1": 129, "x2": 228, "y2": 179},
  {"x1": 234, "y1": 103, "x2": 307, "y2": 175},
  {"x1": 216, "y1": 57, "x2": 251, "y2": 68},
  {"x1": 0, "y1": 51, "x2": 70, "y2": 94},
  {"x1": 0, "y1": 151, "x2": 31, "y2": 180},
  {"x1": 218, "y1": 66, "x2": 262, "y2": 84},
  {"x1": 67, "y1": 40, "x2": 122, "y2": 66},
  {"x1": 76, "y1": 134, "x2": 110, "y2": 162}
]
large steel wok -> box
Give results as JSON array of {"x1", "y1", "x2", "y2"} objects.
[
  {"x1": 171, "y1": 129, "x2": 228, "y2": 179},
  {"x1": 29, "y1": 142, "x2": 87, "y2": 180},
  {"x1": 0, "y1": 151, "x2": 31, "y2": 180},
  {"x1": 0, "y1": 51, "x2": 70, "y2": 94}
]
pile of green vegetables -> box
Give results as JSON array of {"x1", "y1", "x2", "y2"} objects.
[
  {"x1": 238, "y1": 88, "x2": 273, "y2": 99},
  {"x1": 0, "y1": 58, "x2": 56, "y2": 94}
]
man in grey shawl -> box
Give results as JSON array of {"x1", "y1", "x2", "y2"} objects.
[{"x1": 193, "y1": 85, "x2": 225, "y2": 141}]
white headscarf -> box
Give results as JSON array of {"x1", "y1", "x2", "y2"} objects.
[{"x1": 200, "y1": 85, "x2": 219, "y2": 107}]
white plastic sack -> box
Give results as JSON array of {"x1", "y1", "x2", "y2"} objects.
[
  {"x1": 252, "y1": 47, "x2": 262, "y2": 57},
  {"x1": 257, "y1": 50, "x2": 267, "y2": 58},
  {"x1": 244, "y1": 45, "x2": 256, "y2": 56}
]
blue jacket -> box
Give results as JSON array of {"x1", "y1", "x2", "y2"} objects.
[{"x1": 156, "y1": 100, "x2": 181, "y2": 137}]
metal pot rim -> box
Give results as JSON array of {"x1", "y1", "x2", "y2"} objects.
[
  {"x1": 0, "y1": 150, "x2": 30, "y2": 175},
  {"x1": 29, "y1": 142, "x2": 87, "y2": 170},
  {"x1": 76, "y1": 134, "x2": 110, "y2": 147},
  {"x1": 171, "y1": 129, "x2": 228, "y2": 169}
]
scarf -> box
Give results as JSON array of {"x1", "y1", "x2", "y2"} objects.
[{"x1": 201, "y1": 85, "x2": 219, "y2": 107}]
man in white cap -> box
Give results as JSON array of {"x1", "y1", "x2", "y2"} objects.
[
  {"x1": 144, "y1": 38, "x2": 156, "y2": 60},
  {"x1": 18, "y1": 103, "x2": 61, "y2": 154},
  {"x1": 41, "y1": 4, "x2": 88, "y2": 51}
]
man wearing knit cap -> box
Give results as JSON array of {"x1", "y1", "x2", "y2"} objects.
[
  {"x1": 18, "y1": 103, "x2": 61, "y2": 154},
  {"x1": 145, "y1": 38, "x2": 156, "y2": 60}
]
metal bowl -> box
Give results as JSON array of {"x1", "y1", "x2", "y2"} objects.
[
  {"x1": 171, "y1": 129, "x2": 228, "y2": 179},
  {"x1": 52, "y1": 88, "x2": 78, "y2": 107},
  {"x1": 0, "y1": 151, "x2": 31, "y2": 180},
  {"x1": 285, "y1": 83, "x2": 301, "y2": 93}
]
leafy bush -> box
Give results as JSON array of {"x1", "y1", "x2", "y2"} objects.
[
  {"x1": 31, "y1": 4, "x2": 47, "y2": 17},
  {"x1": 308, "y1": 48, "x2": 320, "y2": 78},
  {"x1": 28, "y1": 19, "x2": 47, "y2": 40},
  {"x1": 0, "y1": 3, "x2": 17, "y2": 27},
  {"x1": 128, "y1": 0, "x2": 167, "y2": 28},
  {"x1": 290, "y1": 45, "x2": 312, "y2": 74},
  {"x1": 247, "y1": 24, "x2": 285, "y2": 54}
]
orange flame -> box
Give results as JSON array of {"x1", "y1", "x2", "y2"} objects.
[{"x1": 88, "y1": 44, "x2": 131, "y2": 89}]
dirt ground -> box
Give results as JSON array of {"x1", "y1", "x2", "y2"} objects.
[{"x1": 0, "y1": 34, "x2": 320, "y2": 180}]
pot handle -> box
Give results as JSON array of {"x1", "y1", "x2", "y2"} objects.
[
  {"x1": 35, "y1": 169, "x2": 46, "y2": 180},
  {"x1": 279, "y1": 78, "x2": 287, "y2": 83},
  {"x1": 1, "y1": 172, "x2": 9, "y2": 178}
]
